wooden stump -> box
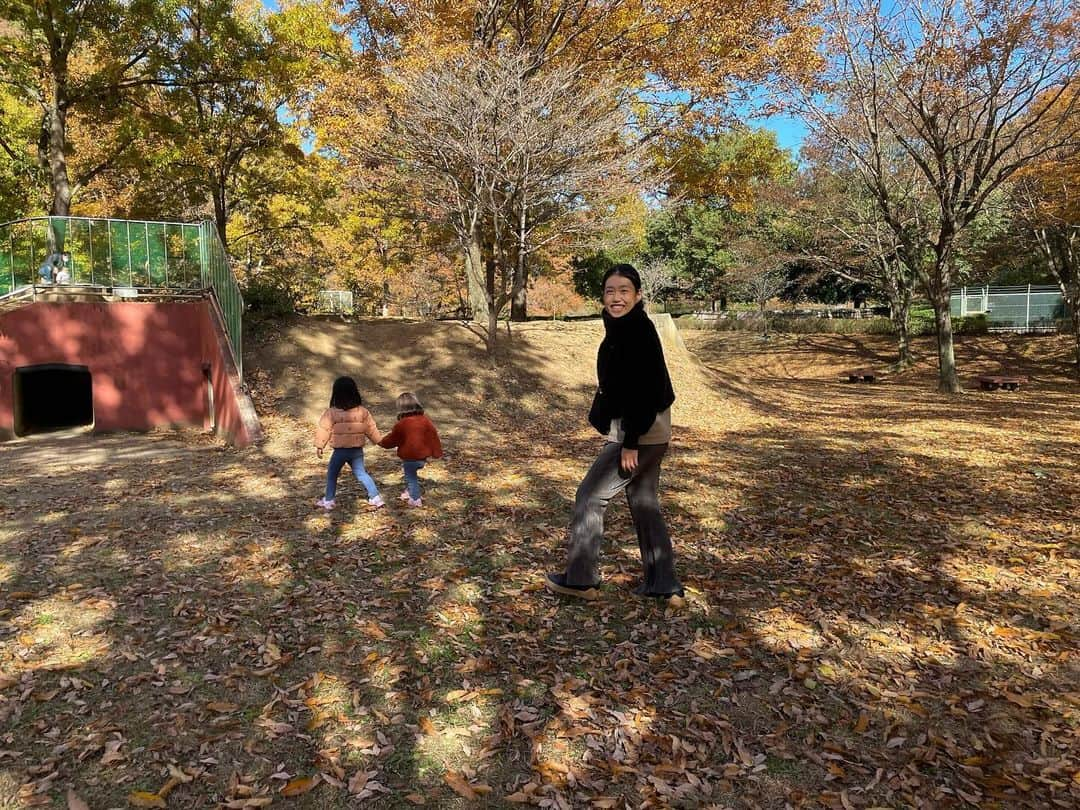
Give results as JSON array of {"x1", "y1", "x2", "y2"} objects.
[
  {"x1": 843, "y1": 368, "x2": 878, "y2": 383},
  {"x1": 977, "y1": 375, "x2": 1028, "y2": 391}
]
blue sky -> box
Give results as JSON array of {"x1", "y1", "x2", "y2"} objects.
[{"x1": 757, "y1": 115, "x2": 808, "y2": 156}]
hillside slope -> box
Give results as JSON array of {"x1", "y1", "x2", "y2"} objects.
[{"x1": 244, "y1": 316, "x2": 746, "y2": 460}]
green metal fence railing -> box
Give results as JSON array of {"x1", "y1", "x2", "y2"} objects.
[
  {"x1": 198, "y1": 221, "x2": 243, "y2": 373},
  {"x1": 0, "y1": 216, "x2": 243, "y2": 374}
]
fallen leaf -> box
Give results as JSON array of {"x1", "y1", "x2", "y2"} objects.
[
  {"x1": 854, "y1": 712, "x2": 870, "y2": 733},
  {"x1": 166, "y1": 765, "x2": 193, "y2": 784},
  {"x1": 1004, "y1": 693, "x2": 1035, "y2": 708},
  {"x1": 66, "y1": 789, "x2": 90, "y2": 810},
  {"x1": 348, "y1": 771, "x2": 373, "y2": 794},
  {"x1": 128, "y1": 791, "x2": 166, "y2": 808},
  {"x1": 280, "y1": 775, "x2": 319, "y2": 797},
  {"x1": 101, "y1": 739, "x2": 126, "y2": 765},
  {"x1": 444, "y1": 772, "x2": 477, "y2": 800}
]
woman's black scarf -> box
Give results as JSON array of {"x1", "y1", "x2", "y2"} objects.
[{"x1": 587, "y1": 301, "x2": 676, "y2": 449}]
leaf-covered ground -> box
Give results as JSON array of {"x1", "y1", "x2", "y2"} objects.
[{"x1": 1, "y1": 319, "x2": 1077, "y2": 809}]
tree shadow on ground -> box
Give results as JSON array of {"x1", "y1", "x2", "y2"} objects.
[{"x1": 0, "y1": 326, "x2": 1076, "y2": 809}]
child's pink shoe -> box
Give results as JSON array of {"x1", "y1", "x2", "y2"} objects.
[
  {"x1": 407, "y1": 497, "x2": 422, "y2": 508},
  {"x1": 315, "y1": 497, "x2": 335, "y2": 510},
  {"x1": 399, "y1": 490, "x2": 411, "y2": 502},
  {"x1": 368, "y1": 495, "x2": 386, "y2": 508}
]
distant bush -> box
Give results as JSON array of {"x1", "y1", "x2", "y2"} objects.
[
  {"x1": 907, "y1": 310, "x2": 989, "y2": 335},
  {"x1": 954, "y1": 314, "x2": 989, "y2": 334},
  {"x1": 676, "y1": 311, "x2": 990, "y2": 336},
  {"x1": 769, "y1": 315, "x2": 895, "y2": 335},
  {"x1": 244, "y1": 279, "x2": 297, "y2": 318},
  {"x1": 908, "y1": 309, "x2": 935, "y2": 336},
  {"x1": 676, "y1": 313, "x2": 764, "y2": 331}
]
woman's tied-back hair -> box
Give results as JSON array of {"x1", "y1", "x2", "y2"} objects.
[
  {"x1": 396, "y1": 392, "x2": 424, "y2": 420},
  {"x1": 330, "y1": 376, "x2": 363, "y2": 410},
  {"x1": 601, "y1": 262, "x2": 642, "y2": 292}
]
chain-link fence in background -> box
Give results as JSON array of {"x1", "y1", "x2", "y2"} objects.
[
  {"x1": 316, "y1": 290, "x2": 354, "y2": 315},
  {"x1": 951, "y1": 285, "x2": 1065, "y2": 332}
]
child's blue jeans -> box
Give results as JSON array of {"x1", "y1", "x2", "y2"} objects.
[
  {"x1": 326, "y1": 447, "x2": 379, "y2": 501},
  {"x1": 402, "y1": 460, "x2": 426, "y2": 500}
]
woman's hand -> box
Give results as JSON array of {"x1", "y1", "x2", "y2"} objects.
[{"x1": 620, "y1": 448, "x2": 638, "y2": 475}]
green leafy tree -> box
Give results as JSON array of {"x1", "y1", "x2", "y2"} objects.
[
  {"x1": 0, "y1": 0, "x2": 180, "y2": 216},
  {"x1": 641, "y1": 129, "x2": 796, "y2": 310},
  {"x1": 0, "y1": 86, "x2": 43, "y2": 219},
  {"x1": 644, "y1": 205, "x2": 737, "y2": 310},
  {"x1": 145, "y1": 0, "x2": 340, "y2": 247}
]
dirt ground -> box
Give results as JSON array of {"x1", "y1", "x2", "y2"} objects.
[{"x1": 1, "y1": 318, "x2": 1077, "y2": 809}]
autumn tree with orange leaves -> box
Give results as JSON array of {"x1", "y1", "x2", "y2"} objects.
[{"x1": 312, "y1": 0, "x2": 818, "y2": 344}]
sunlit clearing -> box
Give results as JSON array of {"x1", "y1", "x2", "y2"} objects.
[
  {"x1": 12, "y1": 593, "x2": 113, "y2": 670},
  {"x1": 415, "y1": 696, "x2": 498, "y2": 776}
]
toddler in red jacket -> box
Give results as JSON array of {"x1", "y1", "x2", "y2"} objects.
[{"x1": 377, "y1": 392, "x2": 443, "y2": 507}]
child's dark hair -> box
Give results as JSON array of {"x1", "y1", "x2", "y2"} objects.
[
  {"x1": 396, "y1": 392, "x2": 424, "y2": 420},
  {"x1": 330, "y1": 376, "x2": 363, "y2": 410},
  {"x1": 601, "y1": 263, "x2": 642, "y2": 292}
]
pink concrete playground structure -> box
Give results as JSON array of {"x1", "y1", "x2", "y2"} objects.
[{"x1": 0, "y1": 216, "x2": 261, "y2": 447}]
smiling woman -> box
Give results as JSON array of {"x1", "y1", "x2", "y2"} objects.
[{"x1": 545, "y1": 263, "x2": 684, "y2": 606}]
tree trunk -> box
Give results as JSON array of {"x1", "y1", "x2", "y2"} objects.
[
  {"x1": 487, "y1": 305, "x2": 499, "y2": 352},
  {"x1": 510, "y1": 265, "x2": 528, "y2": 321},
  {"x1": 1071, "y1": 299, "x2": 1080, "y2": 378},
  {"x1": 929, "y1": 291, "x2": 961, "y2": 393},
  {"x1": 510, "y1": 199, "x2": 528, "y2": 321},
  {"x1": 886, "y1": 288, "x2": 914, "y2": 369},
  {"x1": 463, "y1": 236, "x2": 488, "y2": 323},
  {"x1": 213, "y1": 183, "x2": 228, "y2": 247},
  {"x1": 41, "y1": 101, "x2": 72, "y2": 216},
  {"x1": 917, "y1": 249, "x2": 962, "y2": 393},
  {"x1": 894, "y1": 306, "x2": 913, "y2": 369},
  {"x1": 484, "y1": 247, "x2": 499, "y2": 351}
]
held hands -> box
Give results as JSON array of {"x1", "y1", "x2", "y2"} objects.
[{"x1": 620, "y1": 448, "x2": 638, "y2": 475}]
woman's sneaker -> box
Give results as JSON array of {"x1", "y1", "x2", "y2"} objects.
[
  {"x1": 544, "y1": 572, "x2": 601, "y2": 601},
  {"x1": 315, "y1": 498, "x2": 335, "y2": 510},
  {"x1": 368, "y1": 495, "x2": 386, "y2": 508},
  {"x1": 407, "y1": 497, "x2": 422, "y2": 508},
  {"x1": 652, "y1": 588, "x2": 687, "y2": 609},
  {"x1": 399, "y1": 490, "x2": 411, "y2": 502},
  {"x1": 632, "y1": 583, "x2": 686, "y2": 608}
]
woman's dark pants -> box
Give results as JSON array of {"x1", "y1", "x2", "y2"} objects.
[{"x1": 564, "y1": 441, "x2": 681, "y2": 595}]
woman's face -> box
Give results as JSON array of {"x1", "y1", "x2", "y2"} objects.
[{"x1": 602, "y1": 274, "x2": 642, "y2": 318}]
